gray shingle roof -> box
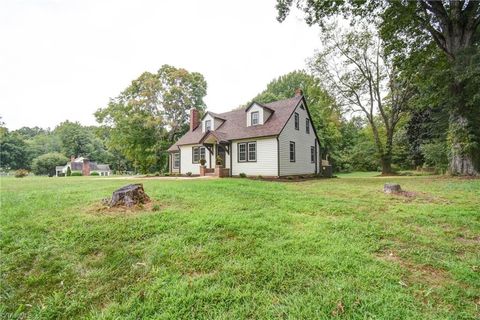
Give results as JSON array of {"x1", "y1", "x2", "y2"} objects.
[{"x1": 168, "y1": 96, "x2": 302, "y2": 152}]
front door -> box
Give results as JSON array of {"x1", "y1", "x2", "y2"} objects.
[{"x1": 217, "y1": 145, "x2": 226, "y2": 167}]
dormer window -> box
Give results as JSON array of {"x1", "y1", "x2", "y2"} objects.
[
  {"x1": 205, "y1": 120, "x2": 212, "y2": 131},
  {"x1": 251, "y1": 111, "x2": 259, "y2": 126}
]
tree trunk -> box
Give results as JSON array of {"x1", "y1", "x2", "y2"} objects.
[
  {"x1": 381, "y1": 156, "x2": 393, "y2": 175},
  {"x1": 449, "y1": 113, "x2": 479, "y2": 176}
]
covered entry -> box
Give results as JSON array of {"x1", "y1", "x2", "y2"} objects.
[{"x1": 200, "y1": 131, "x2": 231, "y2": 177}]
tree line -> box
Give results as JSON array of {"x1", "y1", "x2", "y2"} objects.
[{"x1": 1, "y1": 1, "x2": 478, "y2": 176}]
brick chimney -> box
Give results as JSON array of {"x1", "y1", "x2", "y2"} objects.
[
  {"x1": 294, "y1": 88, "x2": 303, "y2": 97},
  {"x1": 190, "y1": 108, "x2": 200, "y2": 131},
  {"x1": 82, "y1": 158, "x2": 90, "y2": 176}
]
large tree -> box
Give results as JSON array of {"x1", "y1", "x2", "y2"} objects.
[
  {"x1": 310, "y1": 27, "x2": 414, "y2": 174},
  {"x1": 276, "y1": 0, "x2": 480, "y2": 175},
  {"x1": 95, "y1": 65, "x2": 207, "y2": 173}
]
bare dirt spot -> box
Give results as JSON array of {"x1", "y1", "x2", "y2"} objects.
[
  {"x1": 381, "y1": 190, "x2": 450, "y2": 204},
  {"x1": 456, "y1": 236, "x2": 480, "y2": 245},
  {"x1": 376, "y1": 250, "x2": 451, "y2": 288},
  {"x1": 87, "y1": 200, "x2": 165, "y2": 216}
]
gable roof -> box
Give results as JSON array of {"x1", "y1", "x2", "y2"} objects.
[
  {"x1": 245, "y1": 101, "x2": 275, "y2": 113},
  {"x1": 168, "y1": 96, "x2": 304, "y2": 152},
  {"x1": 201, "y1": 111, "x2": 226, "y2": 121}
]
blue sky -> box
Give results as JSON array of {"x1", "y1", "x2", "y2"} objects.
[{"x1": 0, "y1": 0, "x2": 321, "y2": 129}]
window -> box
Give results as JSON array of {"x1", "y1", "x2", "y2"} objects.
[
  {"x1": 205, "y1": 120, "x2": 212, "y2": 131},
  {"x1": 248, "y1": 142, "x2": 256, "y2": 161},
  {"x1": 306, "y1": 118, "x2": 310, "y2": 134},
  {"x1": 238, "y1": 142, "x2": 256, "y2": 162},
  {"x1": 251, "y1": 111, "x2": 259, "y2": 125},
  {"x1": 294, "y1": 112, "x2": 299, "y2": 130},
  {"x1": 300, "y1": 103, "x2": 305, "y2": 110},
  {"x1": 173, "y1": 153, "x2": 180, "y2": 168},
  {"x1": 192, "y1": 146, "x2": 206, "y2": 163},
  {"x1": 289, "y1": 141, "x2": 296, "y2": 162},
  {"x1": 310, "y1": 146, "x2": 315, "y2": 163}
]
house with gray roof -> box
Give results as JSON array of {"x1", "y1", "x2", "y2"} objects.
[
  {"x1": 56, "y1": 157, "x2": 112, "y2": 176},
  {"x1": 168, "y1": 90, "x2": 323, "y2": 177}
]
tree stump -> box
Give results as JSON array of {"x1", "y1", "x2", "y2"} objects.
[
  {"x1": 103, "y1": 184, "x2": 150, "y2": 207},
  {"x1": 384, "y1": 183, "x2": 401, "y2": 194}
]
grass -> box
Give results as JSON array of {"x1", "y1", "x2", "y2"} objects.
[{"x1": 1, "y1": 175, "x2": 479, "y2": 319}]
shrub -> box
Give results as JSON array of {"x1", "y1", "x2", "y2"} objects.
[
  {"x1": 164, "y1": 173, "x2": 170, "y2": 176},
  {"x1": 71, "y1": 171, "x2": 82, "y2": 176},
  {"x1": 186, "y1": 172, "x2": 192, "y2": 176},
  {"x1": 66, "y1": 167, "x2": 71, "y2": 176},
  {"x1": 31, "y1": 152, "x2": 68, "y2": 176},
  {"x1": 200, "y1": 159, "x2": 206, "y2": 166},
  {"x1": 239, "y1": 173, "x2": 247, "y2": 178},
  {"x1": 420, "y1": 140, "x2": 449, "y2": 173},
  {"x1": 90, "y1": 172, "x2": 100, "y2": 176},
  {"x1": 14, "y1": 169, "x2": 29, "y2": 178},
  {"x1": 257, "y1": 175, "x2": 263, "y2": 180}
]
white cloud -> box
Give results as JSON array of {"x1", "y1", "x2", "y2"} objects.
[{"x1": 0, "y1": 0, "x2": 320, "y2": 129}]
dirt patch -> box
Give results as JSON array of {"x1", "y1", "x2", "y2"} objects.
[
  {"x1": 382, "y1": 190, "x2": 450, "y2": 204},
  {"x1": 456, "y1": 236, "x2": 480, "y2": 245},
  {"x1": 376, "y1": 250, "x2": 452, "y2": 288},
  {"x1": 87, "y1": 200, "x2": 165, "y2": 216}
]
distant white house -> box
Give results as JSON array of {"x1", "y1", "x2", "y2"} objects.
[
  {"x1": 56, "y1": 157, "x2": 111, "y2": 176},
  {"x1": 168, "y1": 90, "x2": 324, "y2": 177}
]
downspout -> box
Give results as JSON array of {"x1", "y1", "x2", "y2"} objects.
[
  {"x1": 276, "y1": 136, "x2": 280, "y2": 177},
  {"x1": 229, "y1": 142, "x2": 233, "y2": 176}
]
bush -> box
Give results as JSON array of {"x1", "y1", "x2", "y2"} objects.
[
  {"x1": 71, "y1": 171, "x2": 82, "y2": 176},
  {"x1": 164, "y1": 173, "x2": 170, "y2": 176},
  {"x1": 257, "y1": 175, "x2": 263, "y2": 180},
  {"x1": 186, "y1": 172, "x2": 192, "y2": 176},
  {"x1": 239, "y1": 173, "x2": 246, "y2": 178},
  {"x1": 421, "y1": 140, "x2": 449, "y2": 173},
  {"x1": 32, "y1": 152, "x2": 68, "y2": 176},
  {"x1": 14, "y1": 169, "x2": 29, "y2": 178},
  {"x1": 199, "y1": 159, "x2": 206, "y2": 166},
  {"x1": 90, "y1": 172, "x2": 100, "y2": 176},
  {"x1": 66, "y1": 167, "x2": 71, "y2": 176}
]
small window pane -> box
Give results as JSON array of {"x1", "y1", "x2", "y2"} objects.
[
  {"x1": 239, "y1": 143, "x2": 247, "y2": 162},
  {"x1": 251, "y1": 112, "x2": 259, "y2": 125},
  {"x1": 289, "y1": 142, "x2": 295, "y2": 162},
  {"x1": 200, "y1": 147, "x2": 206, "y2": 160},
  {"x1": 173, "y1": 153, "x2": 180, "y2": 168},
  {"x1": 205, "y1": 120, "x2": 212, "y2": 131},
  {"x1": 294, "y1": 113, "x2": 299, "y2": 130},
  {"x1": 248, "y1": 142, "x2": 256, "y2": 161},
  {"x1": 193, "y1": 147, "x2": 200, "y2": 163},
  {"x1": 310, "y1": 146, "x2": 315, "y2": 163}
]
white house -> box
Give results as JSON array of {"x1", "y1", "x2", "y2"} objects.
[
  {"x1": 168, "y1": 90, "x2": 323, "y2": 177},
  {"x1": 56, "y1": 157, "x2": 112, "y2": 176}
]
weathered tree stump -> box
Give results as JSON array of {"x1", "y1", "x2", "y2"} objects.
[
  {"x1": 384, "y1": 183, "x2": 401, "y2": 194},
  {"x1": 103, "y1": 184, "x2": 150, "y2": 207}
]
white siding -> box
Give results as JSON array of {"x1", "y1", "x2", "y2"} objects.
[
  {"x1": 202, "y1": 114, "x2": 214, "y2": 132},
  {"x1": 247, "y1": 104, "x2": 266, "y2": 126},
  {"x1": 202, "y1": 114, "x2": 224, "y2": 132},
  {"x1": 179, "y1": 144, "x2": 213, "y2": 174},
  {"x1": 278, "y1": 102, "x2": 319, "y2": 176},
  {"x1": 231, "y1": 137, "x2": 278, "y2": 176}
]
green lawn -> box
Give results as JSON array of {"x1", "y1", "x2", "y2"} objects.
[{"x1": 1, "y1": 175, "x2": 479, "y2": 319}]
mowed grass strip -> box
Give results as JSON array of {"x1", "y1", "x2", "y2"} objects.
[{"x1": 0, "y1": 175, "x2": 479, "y2": 319}]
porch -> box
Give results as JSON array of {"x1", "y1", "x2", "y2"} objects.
[{"x1": 200, "y1": 131, "x2": 231, "y2": 177}]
